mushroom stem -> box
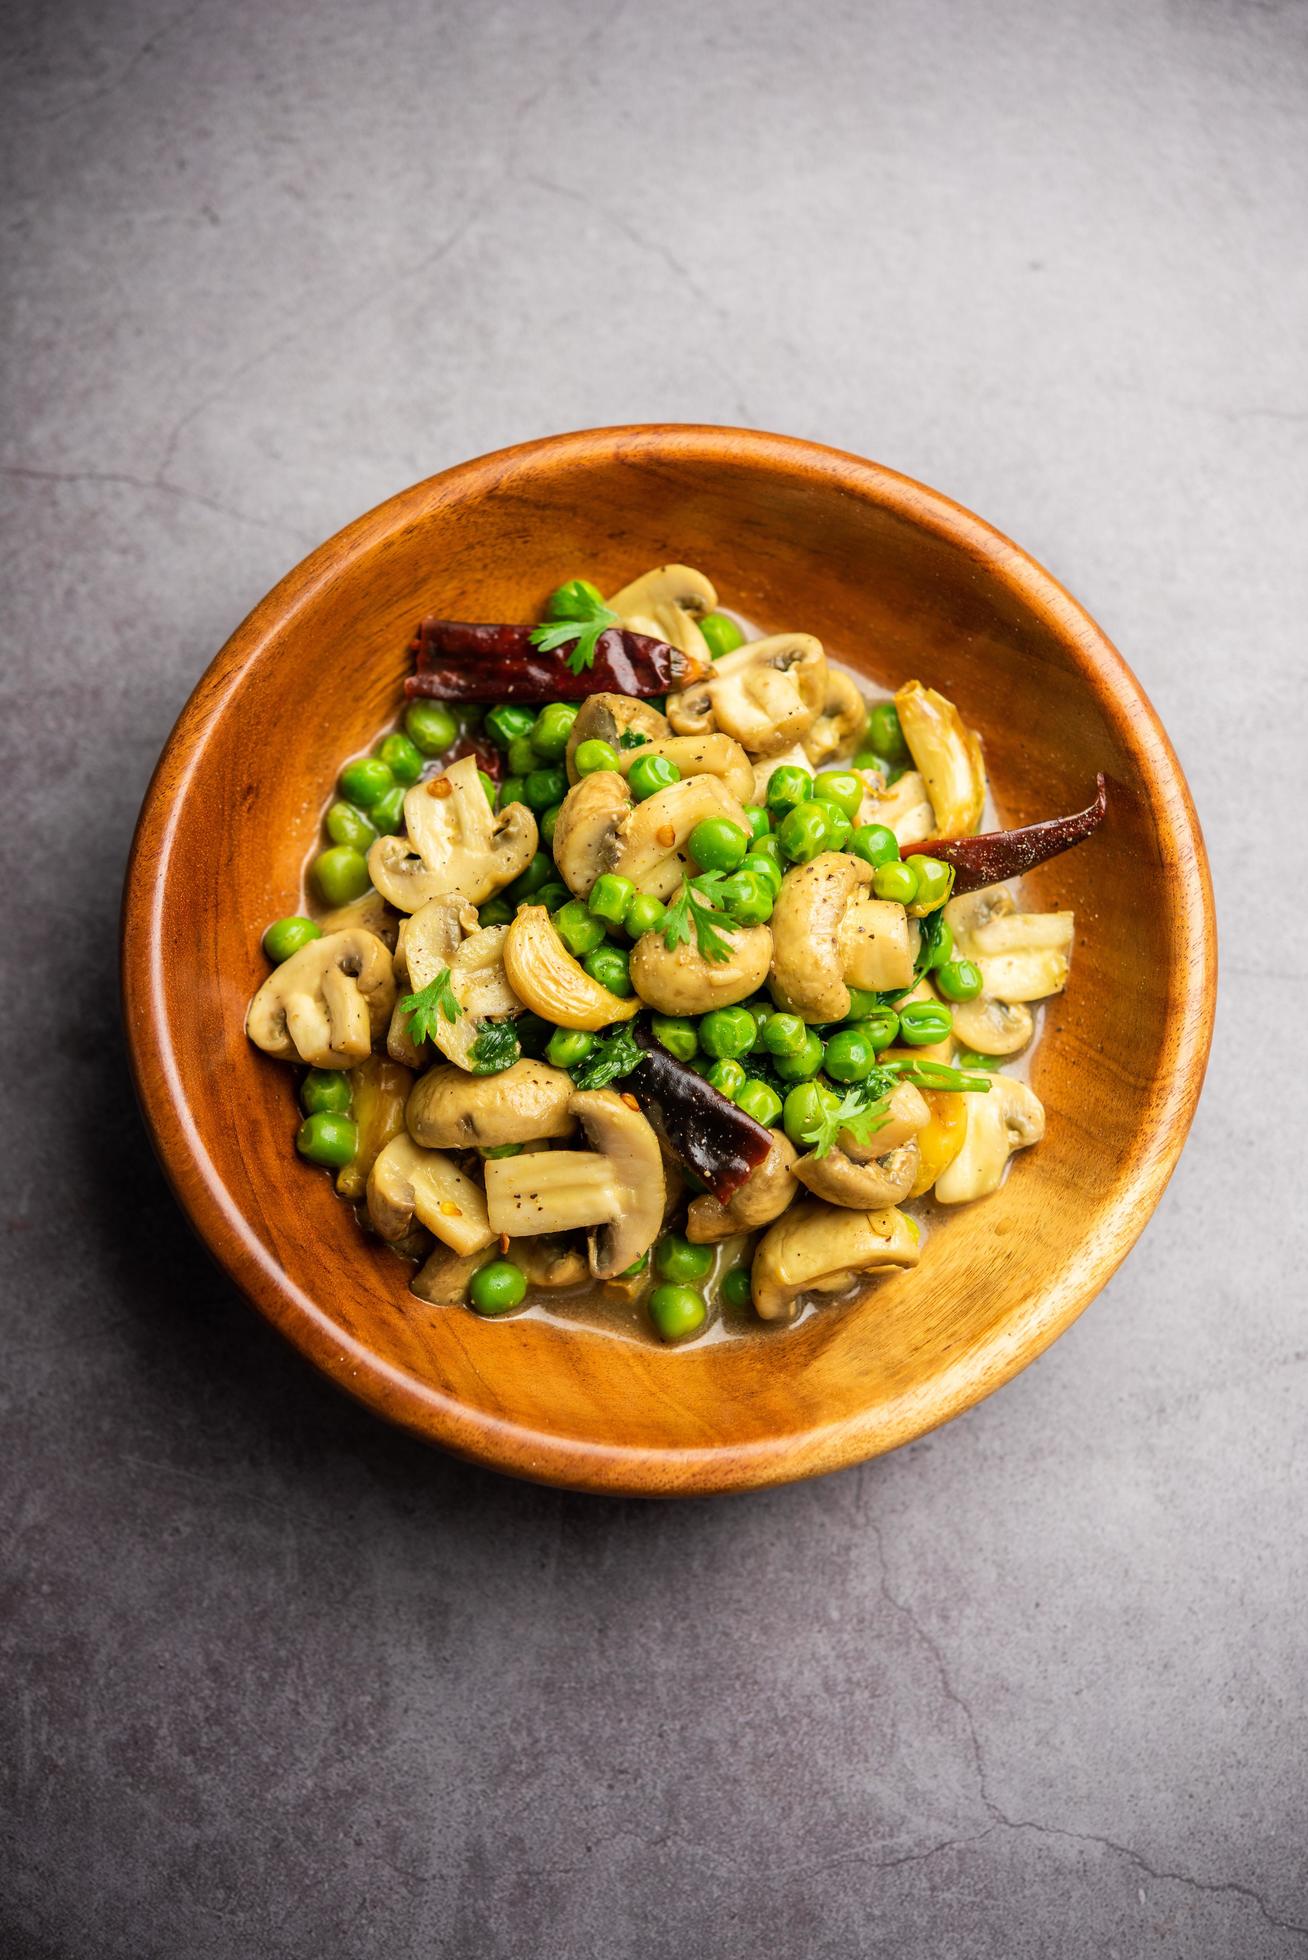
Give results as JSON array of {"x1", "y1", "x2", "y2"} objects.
[
  {"x1": 916, "y1": 776, "x2": 1107, "y2": 894},
  {"x1": 407, "y1": 622, "x2": 710, "y2": 700}
]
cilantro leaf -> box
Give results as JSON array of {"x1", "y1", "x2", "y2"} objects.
[
  {"x1": 400, "y1": 968, "x2": 462, "y2": 1044},
  {"x1": 528, "y1": 584, "x2": 620, "y2": 676},
  {"x1": 661, "y1": 874, "x2": 741, "y2": 965},
  {"x1": 801, "y1": 1082, "x2": 894, "y2": 1160},
  {"x1": 469, "y1": 1020, "x2": 521, "y2": 1074},
  {"x1": 618, "y1": 729, "x2": 649, "y2": 749},
  {"x1": 569, "y1": 1022, "x2": 644, "y2": 1091}
]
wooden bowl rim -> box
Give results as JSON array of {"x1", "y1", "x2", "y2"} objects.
[{"x1": 121, "y1": 424, "x2": 1216, "y2": 1495}]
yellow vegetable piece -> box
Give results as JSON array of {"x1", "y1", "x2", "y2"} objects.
[
  {"x1": 503, "y1": 905, "x2": 640, "y2": 1031},
  {"x1": 908, "y1": 1089, "x2": 969, "y2": 1197},
  {"x1": 894, "y1": 680, "x2": 986, "y2": 836}
]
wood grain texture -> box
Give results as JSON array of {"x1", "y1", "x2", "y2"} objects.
[{"x1": 120, "y1": 426, "x2": 1216, "y2": 1496}]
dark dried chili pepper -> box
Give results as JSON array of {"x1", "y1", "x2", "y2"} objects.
[
  {"x1": 405, "y1": 622, "x2": 709, "y2": 702},
  {"x1": 621, "y1": 1022, "x2": 773, "y2": 1205},
  {"x1": 917, "y1": 775, "x2": 1107, "y2": 894}
]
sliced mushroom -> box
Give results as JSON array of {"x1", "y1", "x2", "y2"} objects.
[
  {"x1": 503, "y1": 905, "x2": 639, "y2": 1029},
  {"x1": 483, "y1": 1088, "x2": 664, "y2": 1278},
  {"x1": 246, "y1": 929, "x2": 396, "y2": 1070},
  {"x1": 615, "y1": 774, "x2": 754, "y2": 899},
  {"x1": 969, "y1": 911, "x2": 1074, "y2": 1003},
  {"x1": 336, "y1": 1054, "x2": 414, "y2": 1200},
  {"x1": 858, "y1": 769, "x2": 937, "y2": 848},
  {"x1": 934, "y1": 1076, "x2": 1045, "y2": 1204},
  {"x1": 943, "y1": 882, "x2": 1015, "y2": 949},
  {"x1": 894, "y1": 681, "x2": 986, "y2": 837},
  {"x1": 432, "y1": 923, "x2": 526, "y2": 1070},
  {"x1": 768, "y1": 853, "x2": 918, "y2": 1022},
  {"x1": 551, "y1": 769, "x2": 634, "y2": 899},
  {"x1": 751, "y1": 1200, "x2": 920, "y2": 1322},
  {"x1": 410, "y1": 1242, "x2": 490, "y2": 1305},
  {"x1": 803, "y1": 667, "x2": 867, "y2": 766},
  {"x1": 386, "y1": 894, "x2": 475, "y2": 1066},
  {"x1": 368, "y1": 754, "x2": 537, "y2": 912},
  {"x1": 950, "y1": 995, "x2": 1034, "y2": 1057},
  {"x1": 666, "y1": 634, "x2": 827, "y2": 757},
  {"x1": 366, "y1": 1133, "x2": 494, "y2": 1256},
  {"x1": 514, "y1": 1235, "x2": 589, "y2": 1289},
  {"x1": 839, "y1": 1080, "x2": 930, "y2": 1160},
  {"x1": 410, "y1": 1232, "x2": 587, "y2": 1306},
  {"x1": 318, "y1": 887, "x2": 399, "y2": 949},
  {"x1": 794, "y1": 1139, "x2": 920, "y2": 1208},
  {"x1": 564, "y1": 692, "x2": 670, "y2": 783},
  {"x1": 406, "y1": 1059, "x2": 575, "y2": 1150},
  {"x1": 685, "y1": 1132, "x2": 800, "y2": 1242},
  {"x1": 606, "y1": 563, "x2": 717, "y2": 661},
  {"x1": 629, "y1": 920, "x2": 772, "y2": 1015}
]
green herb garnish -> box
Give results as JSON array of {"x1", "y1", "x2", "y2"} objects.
[
  {"x1": 800, "y1": 1060, "x2": 991, "y2": 1158},
  {"x1": 469, "y1": 1021, "x2": 521, "y2": 1074},
  {"x1": 400, "y1": 968, "x2": 462, "y2": 1043},
  {"x1": 528, "y1": 584, "x2": 620, "y2": 676},
  {"x1": 618, "y1": 729, "x2": 650, "y2": 749},
  {"x1": 569, "y1": 1022, "x2": 644, "y2": 1091},
  {"x1": 662, "y1": 873, "x2": 741, "y2": 964}
]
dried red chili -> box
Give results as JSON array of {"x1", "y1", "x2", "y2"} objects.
[
  {"x1": 917, "y1": 775, "x2": 1107, "y2": 894},
  {"x1": 405, "y1": 621, "x2": 709, "y2": 702}
]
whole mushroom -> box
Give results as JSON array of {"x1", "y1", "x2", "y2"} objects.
[
  {"x1": 666, "y1": 634, "x2": 827, "y2": 757},
  {"x1": 750, "y1": 1200, "x2": 921, "y2": 1322},
  {"x1": 246, "y1": 929, "x2": 396, "y2": 1070},
  {"x1": 564, "y1": 692, "x2": 670, "y2": 782},
  {"x1": 685, "y1": 1132, "x2": 801, "y2": 1242},
  {"x1": 368, "y1": 753, "x2": 537, "y2": 912},
  {"x1": 606, "y1": 564, "x2": 717, "y2": 660},
  {"x1": 407, "y1": 1059, "x2": 575, "y2": 1150},
  {"x1": 768, "y1": 853, "x2": 918, "y2": 1022},
  {"x1": 629, "y1": 920, "x2": 772, "y2": 1015},
  {"x1": 366, "y1": 1133, "x2": 495, "y2": 1256}
]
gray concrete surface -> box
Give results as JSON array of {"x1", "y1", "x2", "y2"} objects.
[{"x1": 2, "y1": 1, "x2": 1305, "y2": 1954}]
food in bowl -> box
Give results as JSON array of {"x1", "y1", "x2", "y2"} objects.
[{"x1": 245, "y1": 562, "x2": 1105, "y2": 1342}]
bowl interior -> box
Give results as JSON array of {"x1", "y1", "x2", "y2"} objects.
[{"x1": 123, "y1": 428, "x2": 1214, "y2": 1493}]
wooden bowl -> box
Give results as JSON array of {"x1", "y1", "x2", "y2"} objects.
[{"x1": 121, "y1": 427, "x2": 1215, "y2": 1495}]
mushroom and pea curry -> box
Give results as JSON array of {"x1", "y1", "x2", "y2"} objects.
[{"x1": 247, "y1": 565, "x2": 1105, "y2": 1342}]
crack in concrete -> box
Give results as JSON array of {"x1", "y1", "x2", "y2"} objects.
[
  {"x1": 869, "y1": 1520, "x2": 1308, "y2": 1940},
  {"x1": 23, "y1": 0, "x2": 209, "y2": 126},
  {"x1": 1, "y1": 462, "x2": 315, "y2": 546}
]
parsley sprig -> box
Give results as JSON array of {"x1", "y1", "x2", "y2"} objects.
[
  {"x1": 528, "y1": 582, "x2": 620, "y2": 676},
  {"x1": 662, "y1": 873, "x2": 742, "y2": 964},
  {"x1": 469, "y1": 1021, "x2": 521, "y2": 1074},
  {"x1": 401, "y1": 968, "x2": 462, "y2": 1044},
  {"x1": 569, "y1": 1022, "x2": 644, "y2": 1091},
  {"x1": 800, "y1": 1060, "x2": 992, "y2": 1159}
]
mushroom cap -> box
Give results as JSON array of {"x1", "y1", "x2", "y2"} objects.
[
  {"x1": 406, "y1": 1059, "x2": 575, "y2": 1150},
  {"x1": 614, "y1": 732, "x2": 756, "y2": 805},
  {"x1": 949, "y1": 995, "x2": 1034, "y2": 1057},
  {"x1": 606, "y1": 563, "x2": 717, "y2": 660},
  {"x1": 629, "y1": 920, "x2": 772, "y2": 1015},
  {"x1": 767, "y1": 853, "x2": 874, "y2": 1023},
  {"x1": 368, "y1": 753, "x2": 537, "y2": 912},
  {"x1": 751, "y1": 1200, "x2": 921, "y2": 1322},
  {"x1": 666, "y1": 634, "x2": 827, "y2": 757},
  {"x1": 837, "y1": 892, "x2": 918, "y2": 994},
  {"x1": 968, "y1": 911, "x2": 1074, "y2": 1004},
  {"x1": 803, "y1": 667, "x2": 867, "y2": 766},
  {"x1": 686, "y1": 1132, "x2": 801, "y2": 1242},
  {"x1": 503, "y1": 905, "x2": 639, "y2": 1030},
  {"x1": 317, "y1": 887, "x2": 399, "y2": 948},
  {"x1": 793, "y1": 1139, "x2": 921, "y2": 1208},
  {"x1": 894, "y1": 680, "x2": 987, "y2": 837},
  {"x1": 943, "y1": 882, "x2": 1015, "y2": 947},
  {"x1": 934, "y1": 1076, "x2": 1045, "y2": 1205},
  {"x1": 387, "y1": 893, "x2": 475, "y2": 1066},
  {"x1": 246, "y1": 928, "x2": 396, "y2": 1070},
  {"x1": 564, "y1": 692, "x2": 670, "y2": 783},
  {"x1": 615, "y1": 774, "x2": 754, "y2": 899},
  {"x1": 366, "y1": 1133, "x2": 495, "y2": 1256},
  {"x1": 551, "y1": 769, "x2": 633, "y2": 898},
  {"x1": 432, "y1": 923, "x2": 525, "y2": 1070},
  {"x1": 569, "y1": 1089, "x2": 666, "y2": 1278}
]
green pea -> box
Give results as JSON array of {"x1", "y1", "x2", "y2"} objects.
[
  {"x1": 777, "y1": 800, "x2": 836, "y2": 863},
  {"x1": 312, "y1": 846, "x2": 370, "y2": 906},
  {"x1": 873, "y1": 859, "x2": 919, "y2": 905},
  {"x1": 478, "y1": 897, "x2": 513, "y2": 928},
  {"x1": 338, "y1": 756, "x2": 394, "y2": 809},
  {"x1": 700, "y1": 611, "x2": 745, "y2": 658},
  {"x1": 535, "y1": 881, "x2": 570, "y2": 914},
  {"x1": 824, "y1": 1026, "x2": 878, "y2": 1083},
  {"x1": 300, "y1": 1067, "x2": 352, "y2": 1115},
  {"x1": 899, "y1": 1000, "x2": 954, "y2": 1047},
  {"x1": 763, "y1": 1012, "x2": 808, "y2": 1057},
  {"x1": 717, "y1": 868, "x2": 774, "y2": 924},
  {"x1": 375, "y1": 732, "x2": 423, "y2": 785},
  {"x1": 583, "y1": 945, "x2": 631, "y2": 995},
  {"x1": 469, "y1": 1259, "x2": 527, "y2": 1316},
  {"x1": 867, "y1": 701, "x2": 910, "y2": 764},
  {"x1": 783, "y1": 1080, "x2": 837, "y2": 1148},
  {"x1": 736, "y1": 1079, "x2": 783, "y2": 1127},
  {"x1": 845, "y1": 987, "x2": 880, "y2": 1019},
  {"x1": 706, "y1": 1058, "x2": 747, "y2": 1100},
  {"x1": 553, "y1": 900, "x2": 606, "y2": 958},
  {"x1": 485, "y1": 703, "x2": 537, "y2": 750},
  {"x1": 765, "y1": 764, "x2": 813, "y2": 817},
  {"x1": 859, "y1": 1006, "x2": 901, "y2": 1049},
  {"x1": 649, "y1": 1283, "x2": 707, "y2": 1342},
  {"x1": 906, "y1": 855, "x2": 955, "y2": 915},
  {"x1": 936, "y1": 958, "x2": 983, "y2": 1003},
  {"x1": 574, "y1": 738, "x2": 621, "y2": 776},
  {"x1": 923, "y1": 918, "x2": 954, "y2": 969},
  {"x1": 540, "y1": 802, "x2": 563, "y2": 847},
  {"x1": 325, "y1": 801, "x2": 376, "y2": 852},
  {"x1": 743, "y1": 804, "x2": 771, "y2": 839},
  {"x1": 262, "y1": 915, "x2": 322, "y2": 964},
  {"x1": 628, "y1": 753, "x2": 681, "y2": 800},
  {"x1": 699, "y1": 1005, "x2": 758, "y2": 1060},
  {"x1": 655, "y1": 1234, "x2": 713, "y2": 1284},
  {"x1": 404, "y1": 700, "x2": 458, "y2": 756},
  {"x1": 506, "y1": 851, "x2": 554, "y2": 904},
  {"x1": 650, "y1": 1013, "x2": 698, "y2": 1061},
  {"x1": 748, "y1": 833, "x2": 782, "y2": 870},
  {"x1": 720, "y1": 1265, "x2": 753, "y2": 1309},
  {"x1": 523, "y1": 766, "x2": 566, "y2": 813},
  {"x1": 546, "y1": 576, "x2": 605, "y2": 618},
  {"x1": 742, "y1": 850, "x2": 783, "y2": 898},
  {"x1": 812, "y1": 770, "x2": 863, "y2": 820},
  {"x1": 773, "y1": 1030, "x2": 825, "y2": 1082},
  {"x1": 507, "y1": 733, "x2": 539, "y2": 777},
  {"x1": 623, "y1": 891, "x2": 667, "y2": 937},
  {"x1": 369, "y1": 784, "x2": 406, "y2": 835},
  {"x1": 813, "y1": 798, "x2": 853, "y2": 852},
  {"x1": 499, "y1": 775, "x2": 526, "y2": 808},
  {"x1": 295, "y1": 1111, "x2": 357, "y2": 1168},
  {"x1": 746, "y1": 1000, "x2": 774, "y2": 1034},
  {"x1": 688, "y1": 817, "x2": 749, "y2": 874},
  {"x1": 531, "y1": 701, "x2": 578, "y2": 761},
  {"x1": 588, "y1": 872, "x2": 637, "y2": 926},
  {"x1": 850, "y1": 823, "x2": 901, "y2": 869},
  {"x1": 546, "y1": 1028, "x2": 594, "y2": 1068}
]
